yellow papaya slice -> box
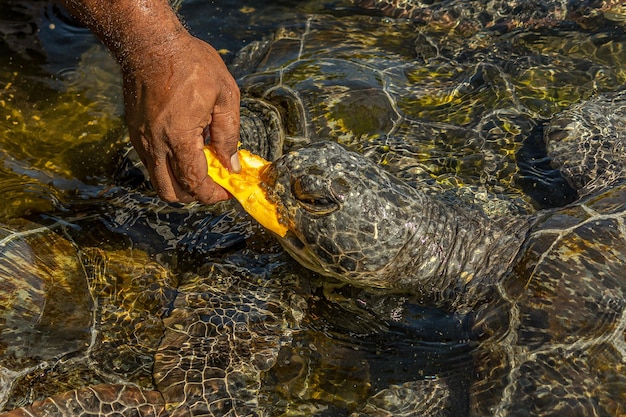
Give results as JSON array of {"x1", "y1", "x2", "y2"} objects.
[{"x1": 204, "y1": 147, "x2": 287, "y2": 237}]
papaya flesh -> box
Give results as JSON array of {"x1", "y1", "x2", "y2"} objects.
[{"x1": 204, "y1": 147, "x2": 287, "y2": 237}]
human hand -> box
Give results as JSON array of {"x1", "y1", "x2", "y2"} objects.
[{"x1": 122, "y1": 32, "x2": 241, "y2": 204}]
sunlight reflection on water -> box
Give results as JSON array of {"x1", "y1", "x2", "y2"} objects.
[{"x1": 1, "y1": 0, "x2": 625, "y2": 415}]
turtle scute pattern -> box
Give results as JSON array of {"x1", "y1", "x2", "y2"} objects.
[
  {"x1": 2, "y1": 385, "x2": 165, "y2": 417},
  {"x1": 0, "y1": 219, "x2": 92, "y2": 376},
  {"x1": 3, "y1": 4, "x2": 626, "y2": 417},
  {"x1": 473, "y1": 184, "x2": 626, "y2": 415},
  {"x1": 232, "y1": 8, "x2": 626, "y2": 218},
  {"x1": 478, "y1": 91, "x2": 626, "y2": 413},
  {"x1": 231, "y1": 13, "x2": 543, "y2": 219},
  {"x1": 352, "y1": 0, "x2": 625, "y2": 31}
]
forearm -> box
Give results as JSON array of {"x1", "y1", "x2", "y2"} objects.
[
  {"x1": 59, "y1": 0, "x2": 241, "y2": 204},
  {"x1": 59, "y1": 0, "x2": 186, "y2": 73}
]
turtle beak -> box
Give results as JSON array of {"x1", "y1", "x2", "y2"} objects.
[
  {"x1": 277, "y1": 230, "x2": 318, "y2": 270},
  {"x1": 260, "y1": 160, "x2": 284, "y2": 210},
  {"x1": 260, "y1": 161, "x2": 277, "y2": 188},
  {"x1": 280, "y1": 229, "x2": 305, "y2": 252}
]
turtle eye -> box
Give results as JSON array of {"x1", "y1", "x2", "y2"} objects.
[{"x1": 292, "y1": 175, "x2": 340, "y2": 215}]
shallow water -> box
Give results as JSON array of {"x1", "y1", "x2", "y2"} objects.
[{"x1": 1, "y1": 0, "x2": 626, "y2": 415}]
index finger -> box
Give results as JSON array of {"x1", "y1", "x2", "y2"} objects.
[{"x1": 207, "y1": 84, "x2": 241, "y2": 172}]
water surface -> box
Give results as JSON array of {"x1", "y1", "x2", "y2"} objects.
[{"x1": 1, "y1": 0, "x2": 625, "y2": 415}]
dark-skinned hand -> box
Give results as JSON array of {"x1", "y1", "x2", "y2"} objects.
[{"x1": 123, "y1": 32, "x2": 241, "y2": 203}]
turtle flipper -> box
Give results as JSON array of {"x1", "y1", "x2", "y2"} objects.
[
  {"x1": 545, "y1": 89, "x2": 626, "y2": 197},
  {"x1": 0, "y1": 385, "x2": 165, "y2": 417},
  {"x1": 153, "y1": 262, "x2": 302, "y2": 417},
  {"x1": 350, "y1": 378, "x2": 465, "y2": 417},
  {"x1": 239, "y1": 98, "x2": 284, "y2": 163}
]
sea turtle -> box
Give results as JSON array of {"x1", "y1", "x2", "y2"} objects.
[
  {"x1": 2, "y1": 3, "x2": 626, "y2": 417},
  {"x1": 263, "y1": 88, "x2": 626, "y2": 415}
]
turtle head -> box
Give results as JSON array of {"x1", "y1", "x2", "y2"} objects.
[{"x1": 262, "y1": 141, "x2": 420, "y2": 289}]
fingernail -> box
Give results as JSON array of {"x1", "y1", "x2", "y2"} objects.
[{"x1": 230, "y1": 153, "x2": 241, "y2": 173}]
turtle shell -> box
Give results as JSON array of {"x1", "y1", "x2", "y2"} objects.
[
  {"x1": 0, "y1": 216, "x2": 177, "y2": 411},
  {"x1": 0, "y1": 219, "x2": 91, "y2": 374},
  {"x1": 466, "y1": 90, "x2": 626, "y2": 415},
  {"x1": 232, "y1": 14, "x2": 540, "y2": 217},
  {"x1": 471, "y1": 182, "x2": 626, "y2": 416}
]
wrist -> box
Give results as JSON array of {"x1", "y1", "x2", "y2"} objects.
[
  {"x1": 115, "y1": 9, "x2": 189, "y2": 75},
  {"x1": 61, "y1": 0, "x2": 189, "y2": 73},
  {"x1": 119, "y1": 25, "x2": 190, "y2": 76}
]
